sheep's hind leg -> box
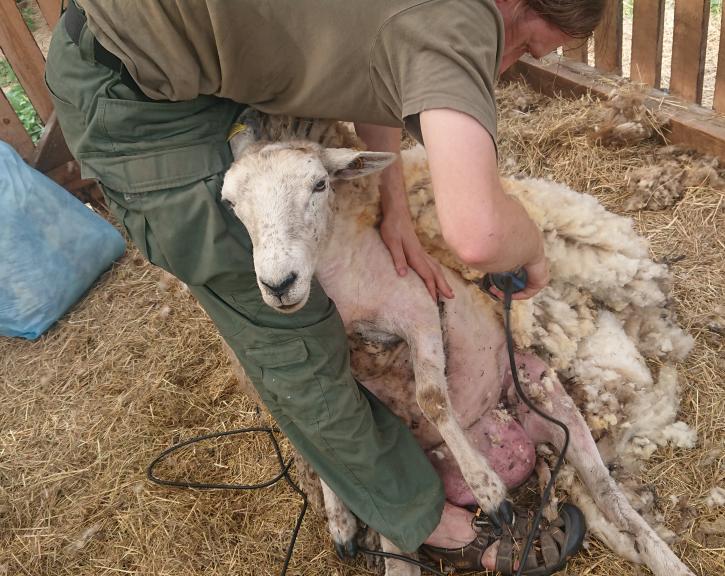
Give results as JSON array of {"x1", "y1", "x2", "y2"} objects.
[
  {"x1": 506, "y1": 353, "x2": 695, "y2": 576},
  {"x1": 320, "y1": 480, "x2": 359, "y2": 559}
]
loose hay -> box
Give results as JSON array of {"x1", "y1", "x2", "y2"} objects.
[
  {"x1": 1, "y1": 82, "x2": 723, "y2": 576},
  {"x1": 623, "y1": 148, "x2": 723, "y2": 212}
]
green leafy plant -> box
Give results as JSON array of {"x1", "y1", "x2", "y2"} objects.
[
  {"x1": 21, "y1": 6, "x2": 38, "y2": 32},
  {"x1": 6, "y1": 84, "x2": 43, "y2": 143},
  {"x1": 14, "y1": 0, "x2": 39, "y2": 32},
  {"x1": 624, "y1": 0, "x2": 634, "y2": 18},
  {"x1": 0, "y1": 60, "x2": 15, "y2": 87},
  {"x1": 624, "y1": 1, "x2": 719, "y2": 19},
  {"x1": 1, "y1": 59, "x2": 43, "y2": 143},
  {"x1": 0, "y1": 3, "x2": 44, "y2": 143}
]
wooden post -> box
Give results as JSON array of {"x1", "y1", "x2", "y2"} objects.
[
  {"x1": 563, "y1": 39, "x2": 588, "y2": 64},
  {"x1": 0, "y1": 89, "x2": 34, "y2": 159},
  {"x1": 36, "y1": 0, "x2": 64, "y2": 30},
  {"x1": 713, "y1": 7, "x2": 725, "y2": 112},
  {"x1": 630, "y1": 0, "x2": 665, "y2": 88},
  {"x1": 670, "y1": 0, "x2": 710, "y2": 105},
  {"x1": 32, "y1": 112, "x2": 74, "y2": 173},
  {"x1": 0, "y1": 0, "x2": 53, "y2": 122},
  {"x1": 594, "y1": 0, "x2": 623, "y2": 74}
]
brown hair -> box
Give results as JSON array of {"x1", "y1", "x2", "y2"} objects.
[{"x1": 525, "y1": 0, "x2": 607, "y2": 38}]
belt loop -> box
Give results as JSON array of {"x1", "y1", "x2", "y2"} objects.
[{"x1": 77, "y1": 20, "x2": 96, "y2": 63}]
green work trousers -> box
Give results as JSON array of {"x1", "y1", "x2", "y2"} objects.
[{"x1": 45, "y1": 11, "x2": 444, "y2": 552}]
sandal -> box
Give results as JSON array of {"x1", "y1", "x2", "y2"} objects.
[{"x1": 420, "y1": 501, "x2": 586, "y2": 575}]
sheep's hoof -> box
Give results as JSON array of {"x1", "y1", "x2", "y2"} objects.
[{"x1": 334, "y1": 538, "x2": 358, "y2": 560}]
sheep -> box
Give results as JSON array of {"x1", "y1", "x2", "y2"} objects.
[{"x1": 220, "y1": 112, "x2": 695, "y2": 576}]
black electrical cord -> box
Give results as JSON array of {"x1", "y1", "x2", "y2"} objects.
[
  {"x1": 499, "y1": 276, "x2": 571, "y2": 576},
  {"x1": 147, "y1": 427, "x2": 308, "y2": 576},
  {"x1": 146, "y1": 427, "x2": 445, "y2": 576},
  {"x1": 360, "y1": 548, "x2": 446, "y2": 575}
]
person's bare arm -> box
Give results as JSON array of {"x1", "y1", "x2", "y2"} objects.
[
  {"x1": 355, "y1": 122, "x2": 454, "y2": 301},
  {"x1": 420, "y1": 108, "x2": 549, "y2": 299}
]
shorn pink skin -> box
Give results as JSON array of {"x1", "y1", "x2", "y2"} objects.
[{"x1": 327, "y1": 223, "x2": 544, "y2": 559}]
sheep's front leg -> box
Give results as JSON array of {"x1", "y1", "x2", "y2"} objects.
[
  {"x1": 410, "y1": 328, "x2": 508, "y2": 518},
  {"x1": 506, "y1": 353, "x2": 695, "y2": 576},
  {"x1": 320, "y1": 480, "x2": 359, "y2": 559}
]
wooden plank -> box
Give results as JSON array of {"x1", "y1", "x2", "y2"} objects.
[
  {"x1": 0, "y1": 88, "x2": 35, "y2": 159},
  {"x1": 563, "y1": 39, "x2": 588, "y2": 64},
  {"x1": 32, "y1": 112, "x2": 74, "y2": 173},
  {"x1": 503, "y1": 55, "x2": 725, "y2": 164},
  {"x1": 670, "y1": 0, "x2": 709, "y2": 104},
  {"x1": 504, "y1": 56, "x2": 627, "y2": 103},
  {"x1": 594, "y1": 0, "x2": 623, "y2": 74},
  {"x1": 44, "y1": 162, "x2": 106, "y2": 209},
  {"x1": 36, "y1": 0, "x2": 63, "y2": 30},
  {"x1": 0, "y1": 0, "x2": 53, "y2": 122},
  {"x1": 713, "y1": 7, "x2": 725, "y2": 112},
  {"x1": 630, "y1": 0, "x2": 665, "y2": 88}
]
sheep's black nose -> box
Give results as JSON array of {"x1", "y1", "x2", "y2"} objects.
[{"x1": 261, "y1": 272, "x2": 298, "y2": 298}]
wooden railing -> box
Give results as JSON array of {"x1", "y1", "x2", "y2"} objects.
[
  {"x1": 0, "y1": 0, "x2": 55, "y2": 160},
  {"x1": 0, "y1": 0, "x2": 100, "y2": 203},
  {"x1": 562, "y1": 0, "x2": 724, "y2": 110},
  {"x1": 506, "y1": 0, "x2": 725, "y2": 162}
]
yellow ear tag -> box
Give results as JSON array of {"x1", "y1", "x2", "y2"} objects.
[{"x1": 227, "y1": 122, "x2": 248, "y2": 142}]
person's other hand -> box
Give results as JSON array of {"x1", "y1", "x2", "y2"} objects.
[{"x1": 380, "y1": 208, "x2": 454, "y2": 302}]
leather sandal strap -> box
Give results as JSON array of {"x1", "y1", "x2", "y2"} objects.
[
  {"x1": 550, "y1": 525, "x2": 566, "y2": 547},
  {"x1": 511, "y1": 510, "x2": 536, "y2": 538},
  {"x1": 495, "y1": 535, "x2": 514, "y2": 574},
  {"x1": 420, "y1": 531, "x2": 493, "y2": 572},
  {"x1": 540, "y1": 530, "x2": 561, "y2": 570},
  {"x1": 524, "y1": 546, "x2": 539, "y2": 570}
]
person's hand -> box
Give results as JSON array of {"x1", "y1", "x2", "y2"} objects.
[
  {"x1": 380, "y1": 208, "x2": 454, "y2": 302},
  {"x1": 487, "y1": 235, "x2": 549, "y2": 301},
  {"x1": 514, "y1": 252, "x2": 549, "y2": 300},
  {"x1": 352, "y1": 123, "x2": 454, "y2": 302}
]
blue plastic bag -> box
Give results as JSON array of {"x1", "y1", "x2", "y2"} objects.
[{"x1": 0, "y1": 141, "x2": 125, "y2": 339}]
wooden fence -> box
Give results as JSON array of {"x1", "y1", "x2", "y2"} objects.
[
  {"x1": 0, "y1": 0, "x2": 100, "y2": 203},
  {"x1": 2, "y1": 0, "x2": 725, "y2": 192},
  {"x1": 505, "y1": 0, "x2": 725, "y2": 162},
  {"x1": 561, "y1": 0, "x2": 724, "y2": 110}
]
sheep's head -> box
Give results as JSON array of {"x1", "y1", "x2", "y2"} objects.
[{"x1": 222, "y1": 130, "x2": 395, "y2": 313}]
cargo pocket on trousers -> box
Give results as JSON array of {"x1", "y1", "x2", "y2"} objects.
[{"x1": 247, "y1": 338, "x2": 329, "y2": 426}]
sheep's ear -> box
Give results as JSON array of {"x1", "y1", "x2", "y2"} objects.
[
  {"x1": 322, "y1": 149, "x2": 397, "y2": 180},
  {"x1": 228, "y1": 108, "x2": 263, "y2": 160},
  {"x1": 228, "y1": 126, "x2": 257, "y2": 160}
]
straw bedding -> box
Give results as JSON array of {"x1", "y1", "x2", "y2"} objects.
[{"x1": 1, "y1": 82, "x2": 722, "y2": 575}]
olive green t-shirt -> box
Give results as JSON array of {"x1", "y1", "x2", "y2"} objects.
[{"x1": 78, "y1": 0, "x2": 503, "y2": 143}]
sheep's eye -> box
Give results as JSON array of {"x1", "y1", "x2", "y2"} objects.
[
  {"x1": 222, "y1": 198, "x2": 235, "y2": 210},
  {"x1": 313, "y1": 179, "x2": 327, "y2": 192}
]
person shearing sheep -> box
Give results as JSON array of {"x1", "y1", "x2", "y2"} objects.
[{"x1": 46, "y1": 1, "x2": 606, "y2": 572}]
